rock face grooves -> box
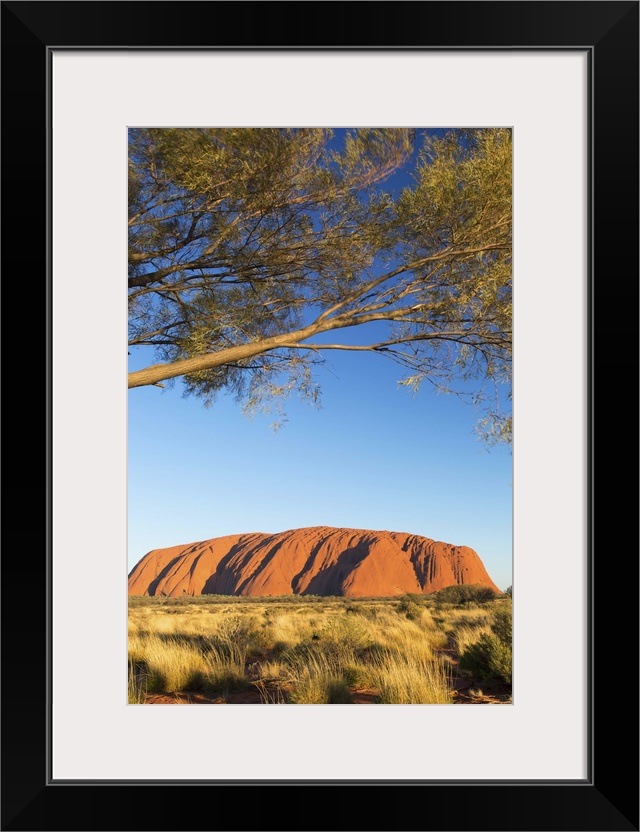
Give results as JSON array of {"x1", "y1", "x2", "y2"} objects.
[{"x1": 128, "y1": 526, "x2": 501, "y2": 598}]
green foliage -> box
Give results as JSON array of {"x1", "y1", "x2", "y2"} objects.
[
  {"x1": 459, "y1": 634, "x2": 511, "y2": 685},
  {"x1": 128, "y1": 127, "x2": 512, "y2": 440},
  {"x1": 491, "y1": 607, "x2": 512, "y2": 644},
  {"x1": 434, "y1": 584, "x2": 498, "y2": 605},
  {"x1": 459, "y1": 603, "x2": 512, "y2": 685}
]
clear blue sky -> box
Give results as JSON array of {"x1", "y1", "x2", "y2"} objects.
[
  {"x1": 128, "y1": 128, "x2": 512, "y2": 591},
  {"x1": 128, "y1": 340, "x2": 512, "y2": 590}
]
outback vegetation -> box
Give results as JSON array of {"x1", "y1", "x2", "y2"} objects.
[
  {"x1": 128, "y1": 588, "x2": 512, "y2": 705},
  {"x1": 129, "y1": 127, "x2": 512, "y2": 441},
  {"x1": 127, "y1": 129, "x2": 513, "y2": 706}
]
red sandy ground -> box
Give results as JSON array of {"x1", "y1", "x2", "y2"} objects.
[{"x1": 143, "y1": 685, "x2": 510, "y2": 705}]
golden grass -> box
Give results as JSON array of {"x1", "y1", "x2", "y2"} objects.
[
  {"x1": 129, "y1": 633, "x2": 208, "y2": 692},
  {"x1": 128, "y1": 595, "x2": 510, "y2": 704},
  {"x1": 436, "y1": 606, "x2": 493, "y2": 627},
  {"x1": 449, "y1": 622, "x2": 493, "y2": 654},
  {"x1": 286, "y1": 651, "x2": 354, "y2": 704},
  {"x1": 128, "y1": 662, "x2": 147, "y2": 704},
  {"x1": 370, "y1": 650, "x2": 452, "y2": 704}
]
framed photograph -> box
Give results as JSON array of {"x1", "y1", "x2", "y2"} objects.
[{"x1": 3, "y1": 2, "x2": 637, "y2": 830}]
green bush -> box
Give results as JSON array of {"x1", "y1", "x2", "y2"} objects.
[
  {"x1": 491, "y1": 608, "x2": 512, "y2": 644},
  {"x1": 459, "y1": 634, "x2": 511, "y2": 684},
  {"x1": 435, "y1": 584, "x2": 498, "y2": 605},
  {"x1": 459, "y1": 605, "x2": 512, "y2": 684}
]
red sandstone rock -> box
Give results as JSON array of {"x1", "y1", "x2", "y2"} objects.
[{"x1": 127, "y1": 526, "x2": 501, "y2": 598}]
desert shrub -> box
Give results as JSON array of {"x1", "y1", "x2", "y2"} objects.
[
  {"x1": 435, "y1": 584, "x2": 498, "y2": 606},
  {"x1": 491, "y1": 607, "x2": 512, "y2": 644},
  {"x1": 459, "y1": 604, "x2": 512, "y2": 684},
  {"x1": 397, "y1": 597, "x2": 423, "y2": 621},
  {"x1": 459, "y1": 633, "x2": 511, "y2": 684}
]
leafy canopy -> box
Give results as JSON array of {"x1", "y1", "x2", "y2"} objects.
[{"x1": 128, "y1": 128, "x2": 511, "y2": 441}]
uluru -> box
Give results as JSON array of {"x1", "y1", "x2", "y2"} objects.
[{"x1": 128, "y1": 526, "x2": 501, "y2": 598}]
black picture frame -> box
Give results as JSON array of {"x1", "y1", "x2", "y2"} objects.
[{"x1": 2, "y1": 2, "x2": 638, "y2": 830}]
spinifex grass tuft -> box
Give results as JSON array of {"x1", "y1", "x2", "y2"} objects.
[{"x1": 370, "y1": 650, "x2": 452, "y2": 704}]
